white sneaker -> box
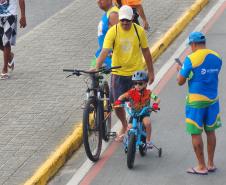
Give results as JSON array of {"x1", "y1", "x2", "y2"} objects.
[{"x1": 146, "y1": 141, "x2": 154, "y2": 149}]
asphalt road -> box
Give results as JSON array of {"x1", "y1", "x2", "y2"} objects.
[
  {"x1": 82, "y1": 2, "x2": 226, "y2": 185},
  {"x1": 0, "y1": 0, "x2": 219, "y2": 184},
  {"x1": 58, "y1": 1, "x2": 226, "y2": 185}
]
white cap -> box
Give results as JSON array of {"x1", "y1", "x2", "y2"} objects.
[{"x1": 119, "y1": 5, "x2": 133, "y2": 21}]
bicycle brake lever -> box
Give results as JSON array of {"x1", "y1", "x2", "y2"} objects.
[{"x1": 66, "y1": 74, "x2": 73, "y2": 78}]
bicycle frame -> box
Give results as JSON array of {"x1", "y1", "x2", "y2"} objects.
[
  {"x1": 124, "y1": 105, "x2": 152, "y2": 148},
  {"x1": 122, "y1": 103, "x2": 162, "y2": 168},
  {"x1": 85, "y1": 73, "x2": 103, "y2": 101}
]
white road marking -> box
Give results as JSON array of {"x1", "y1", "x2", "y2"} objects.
[
  {"x1": 66, "y1": 123, "x2": 121, "y2": 185},
  {"x1": 67, "y1": 0, "x2": 225, "y2": 184}
]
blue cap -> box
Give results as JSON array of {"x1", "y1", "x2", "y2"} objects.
[{"x1": 188, "y1": 32, "x2": 206, "y2": 45}]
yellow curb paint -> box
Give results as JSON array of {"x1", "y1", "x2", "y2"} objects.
[
  {"x1": 23, "y1": 0, "x2": 209, "y2": 184},
  {"x1": 23, "y1": 124, "x2": 82, "y2": 185},
  {"x1": 150, "y1": 0, "x2": 209, "y2": 62}
]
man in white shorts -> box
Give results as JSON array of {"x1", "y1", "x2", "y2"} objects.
[{"x1": 0, "y1": 0, "x2": 26, "y2": 80}]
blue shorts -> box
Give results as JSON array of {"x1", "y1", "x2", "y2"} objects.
[
  {"x1": 185, "y1": 100, "x2": 222, "y2": 134},
  {"x1": 110, "y1": 74, "x2": 133, "y2": 103}
]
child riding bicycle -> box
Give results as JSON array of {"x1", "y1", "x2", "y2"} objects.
[{"x1": 114, "y1": 70, "x2": 160, "y2": 148}]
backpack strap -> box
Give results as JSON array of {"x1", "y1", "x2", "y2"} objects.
[
  {"x1": 133, "y1": 23, "x2": 141, "y2": 47},
  {"x1": 113, "y1": 23, "x2": 140, "y2": 50},
  {"x1": 112, "y1": 24, "x2": 117, "y2": 50}
]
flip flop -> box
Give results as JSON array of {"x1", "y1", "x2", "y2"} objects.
[
  {"x1": 8, "y1": 58, "x2": 15, "y2": 71},
  {"x1": 0, "y1": 73, "x2": 10, "y2": 80},
  {"x1": 208, "y1": 167, "x2": 217, "y2": 172},
  {"x1": 187, "y1": 167, "x2": 208, "y2": 175}
]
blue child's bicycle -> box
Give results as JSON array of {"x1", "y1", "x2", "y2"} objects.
[{"x1": 122, "y1": 103, "x2": 162, "y2": 169}]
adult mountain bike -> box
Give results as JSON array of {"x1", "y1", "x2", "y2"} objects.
[{"x1": 63, "y1": 66, "x2": 121, "y2": 162}]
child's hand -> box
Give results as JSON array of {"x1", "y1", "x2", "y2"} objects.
[
  {"x1": 152, "y1": 103, "x2": 159, "y2": 110},
  {"x1": 114, "y1": 99, "x2": 122, "y2": 106}
]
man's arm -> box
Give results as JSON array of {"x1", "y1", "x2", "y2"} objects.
[
  {"x1": 176, "y1": 57, "x2": 192, "y2": 86},
  {"x1": 19, "y1": 0, "x2": 26, "y2": 28},
  {"x1": 142, "y1": 47, "x2": 154, "y2": 84},
  {"x1": 177, "y1": 72, "x2": 187, "y2": 86},
  {"x1": 96, "y1": 48, "x2": 110, "y2": 69},
  {"x1": 109, "y1": 12, "x2": 119, "y2": 27},
  {"x1": 134, "y1": 5, "x2": 149, "y2": 30}
]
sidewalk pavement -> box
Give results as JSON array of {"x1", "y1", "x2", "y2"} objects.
[{"x1": 0, "y1": 0, "x2": 214, "y2": 184}]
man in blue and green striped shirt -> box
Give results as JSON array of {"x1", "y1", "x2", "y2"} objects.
[{"x1": 177, "y1": 31, "x2": 222, "y2": 175}]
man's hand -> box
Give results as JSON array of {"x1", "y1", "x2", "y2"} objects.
[
  {"x1": 148, "y1": 72, "x2": 154, "y2": 85},
  {"x1": 143, "y1": 20, "x2": 150, "y2": 31},
  {"x1": 89, "y1": 67, "x2": 97, "y2": 72},
  {"x1": 20, "y1": 16, "x2": 26, "y2": 28},
  {"x1": 176, "y1": 63, "x2": 182, "y2": 72},
  {"x1": 175, "y1": 58, "x2": 182, "y2": 72}
]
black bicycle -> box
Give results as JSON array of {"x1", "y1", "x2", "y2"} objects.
[{"x1": 63, "y1": 66, "x2": 121, "y2": 161}]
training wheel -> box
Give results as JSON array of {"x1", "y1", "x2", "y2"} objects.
[
  {"x1": 158, "y1": 148, "x2": 162, "y2": 157},
  {"x1": 124, "y1": 147, "x2": 128, "y2": 154}
]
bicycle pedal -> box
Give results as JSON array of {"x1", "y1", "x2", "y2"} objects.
[{"x1": 108, "y1": 132, "x2": 117, "y2": 137}]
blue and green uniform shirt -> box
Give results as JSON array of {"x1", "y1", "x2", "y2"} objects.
[
  {"x1": 180, "y1": 49, "x2": 222, "y2": 134},
  {"x1": 95, "y1": 6, "x2": 118, "y2": 68},
  {"x1": 180, "y1": 49, "x2": 222, "y2": 107}
]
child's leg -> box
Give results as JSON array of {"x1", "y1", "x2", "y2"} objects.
[{"x1": 142, "y1": 117, "x2": 152, "y2": 142}]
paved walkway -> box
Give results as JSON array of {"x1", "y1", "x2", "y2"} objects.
[{"x1": 0, "y1": 0, "x2": 215, "y2": 184}]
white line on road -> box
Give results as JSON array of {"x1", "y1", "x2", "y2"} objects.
[{"x1": 66, "y1": 123, "x2": 121, "y2": 185}]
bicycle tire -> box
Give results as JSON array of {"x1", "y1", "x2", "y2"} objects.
[
  {"x1": 83, "y1": 98, "x2": 102, "y2": 162},
  {"x1": 139, "y1": 135, "x2": 147, "y2": 156},
  {"x1": 127, "y1": 132, "x2": 136, "y2": 169},
  {"x1": 101, "y1": 81, "x2": 111, "y2": 142}
]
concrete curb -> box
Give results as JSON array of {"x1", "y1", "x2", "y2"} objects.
[
  {"x1": 23, "y1": 0, "x2": 209, "y2": 184},
  {"x1": 24, "y1": 124, "x2": 82, "y2": 185}
]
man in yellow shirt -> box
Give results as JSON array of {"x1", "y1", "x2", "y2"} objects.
[
  {"x1": 96, "y1": 5, "x2": 154, "y2": 141},
  {"x1": 114, "y1": 0, "x2": 149, "y2": 30}
]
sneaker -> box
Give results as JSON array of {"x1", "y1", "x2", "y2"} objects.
[{"x1": 146, "y1": 141, "x2": 154, "y2": 149}]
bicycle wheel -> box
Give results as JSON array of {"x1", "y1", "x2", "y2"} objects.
[
  {"x1": 101, "y1": 81, "x2": 111, "y2": 142},
  {"x1": 83, "y1": 98, "x2": 102, "y2": 162},
  {"x1": 139, "y1": 135, "x2": 147, "y2": 156},
  {"x1": 127, "y1": 132, "x2": 136, "y2": 169}
]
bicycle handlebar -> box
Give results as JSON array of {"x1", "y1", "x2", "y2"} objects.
[
  {"x1": 63, "y1": 66, "x2": 121, "y2": 77},
  {"x1": 114, "y1": 103, "x2": 160, "y2": 117}
]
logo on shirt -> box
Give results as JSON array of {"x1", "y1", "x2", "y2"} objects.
[
  {"x1": 120, "y1": 38, "x2": 132, "y2": 52},
  {"x1": 201, "y1": 68, "x2": 219, "y2": 75},
  {"x1": 201, "y1": 68, "x2": 206, "y2": 75},
  {"x1": 97, "y1": 21, "x2": 103, "y2": 37}
]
